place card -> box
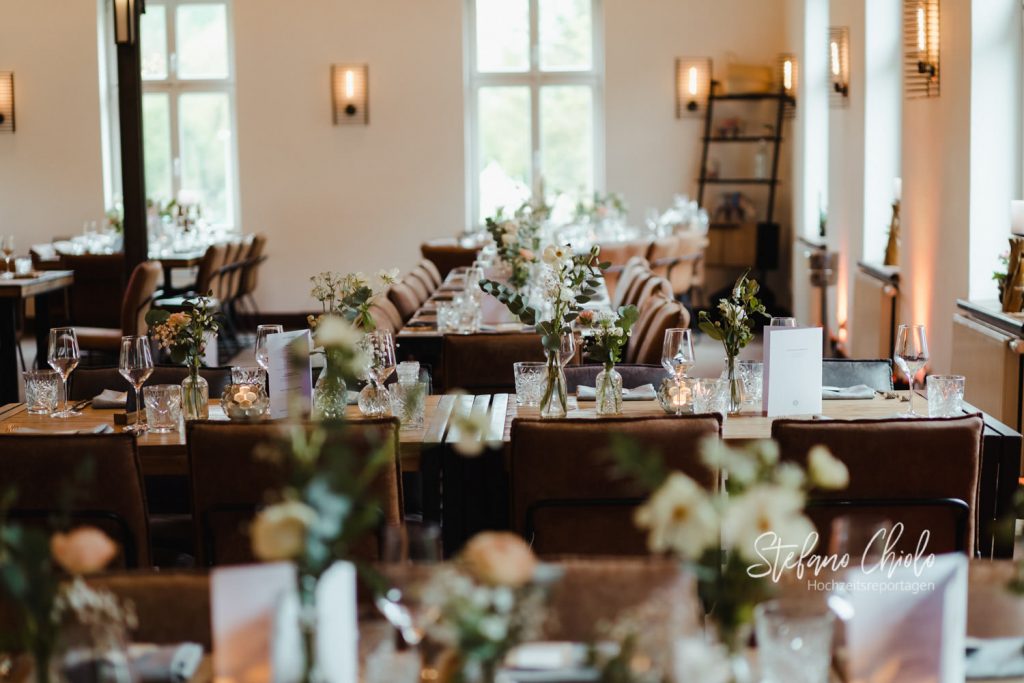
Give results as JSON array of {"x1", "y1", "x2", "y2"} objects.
[
  {"x1": 267, "y1": 329, "x2": 312, "y2": 419},
  {"x1": 762, "y1": 326, "x2": 822, "y2": 417}
]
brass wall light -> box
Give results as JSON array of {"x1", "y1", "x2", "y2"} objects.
[
  {"x1": 904, "y1": 0, "x2": 939, "y2": 98},
  {"x1": 829, "y1": 27, "x2": 850, "y2": 103},
  {"x1": 0, "y1": 72, "x2": 13, "y2": 133},
  {"x1": 776, "y1": 53, "x2": 797, "y2": 96},
  {"x1": 675, "y1": 57, "x2": 712, "y2": 118},
  {"x1": 332, "y1": 64, "x2": 369, "y2": 125}
]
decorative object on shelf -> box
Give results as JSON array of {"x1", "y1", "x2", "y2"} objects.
[
  {"x1": 331, "y1": 64, "x2": 368, "y2": 125},
  {"x1": 712, "y1": 192, "x2": 756, "y2": 225},
  {"x1": 675, "y1": 57, "x2": 712, "y2": 117},
  {"x1": 753, "y1": 139, "x2": 770, "y2": 179},
  {"x1": 1001, "y1": 237, "x2": 1024, "y2": 313},
  {"x1": 829, "y1": 27, "x2": 850, "y2": 103},
  {"x1": 308, "y1": 268, "x2": 399, "y2": 332},
  {"x1": 884, "y1": 181, "x2": 901, "y2": 267},
  {"x1": 714, "y1": 117, "x2": 744, "y2": 139},
  {"x1": 579, "y1": 306, "x2": 640, "y2": 416},
  {"x1": 221, "y1": 383, "x2": 270, "y2": 420},
  {"x1": 904, "y1": 0, "x2": 940, "y2": 98},
  {"x1": 0, "y1": 72, "x2": 14, "y2": 133},
  {"x1": 697, "y1": 271, "x2": 768, "y2": 413},
  {"x1": 147, "y1": 296, "x2": 219, "y2": 421}
]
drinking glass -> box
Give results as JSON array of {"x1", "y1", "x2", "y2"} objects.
[
  {"x1": 755, "y1": 599, "x2": 835, "y2": 683},
  {"x1": 464, "y1": 265, "x2": 485, "y2": 300},
  {"x1": 48, "y1": 327, "x2": 81, "y2": 418},
  {"x1": 661, "y1": 328, "x2": 695, "y2": 380},
  {"x1": 1, "y1": 235, "x2": 14, "y2": 278},
  {"x1": 927, "y1": 374, "x2": 965, "y2": 417},
  {"x1": 23, "y1": 369, "x2": 59, "y2": 414},
  {"x1": 231, "y1": 365, "x2": 267, "y2": 388},
  {"x1": 514, "y1": 361, "x2": 546, "y2": 406},
  {"x1": 691, "y1": 378, "x2": 729, "y2": 415},
  {"x1": 366, "y1": 330, "x2": 398, "y2": 386},
  {"x1": 254, "y1": 324, "x2": 284, "y2": 373},
  {"x1": 737, "y1": 359, "x2": 764, "y2": 405},
  {"x1": 389, "y1": 382, "x2": 427, "y2": 429},
  {"x1": 377, "y1": 525, "x2": 443, "y2": 655},
  {"x1": 558, "y1": 332, "x2": 576, "y2": 367},
  {"x1": 894, "y1": 323, "x2": 929, "y2": 417},
  {"x1": 769, "y1": 317, "x2": 798, "y2": 328},
  {"x1": 119, "y1": 336, "x2": 154, "y2": 433},
  {"x1": 143, "y1": 385, "x2": 183, "y2": 434}
]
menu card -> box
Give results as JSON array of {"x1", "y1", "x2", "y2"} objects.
[
  {"x1": 202, "y1": 331, "x2": 218, "y2": 368},
  {"x1": 268, "y1": 329, "x2": 312, "y2": 419},
  {"x1": 762, "y1": 327, "x2": 823, "y2": 417},
  {"x1": 845, "y1": 553, "x2": 967, "y2": 683}
]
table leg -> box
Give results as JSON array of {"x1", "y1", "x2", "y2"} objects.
[
  {"x1": 0, "y1": 299, "x2": 19, "y2": 403},
  {"x1": 33, "y1": 291, "x2": 55, "y2": 370}
]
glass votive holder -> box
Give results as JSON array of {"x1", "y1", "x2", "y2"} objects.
[
  {"x1": 24, "y1": 369, "x2": 59, "y2": 414},
  {"x1": 14, "y1": 258, "x2": 32, "y2": 276},
  {"x1": 657, "y1": 377, "x2": 694, "y2": 415},
  {"x1": 454, "y1": 299, "x2": 481, "y2": 335},
  {"x1": 692, "y1": 378, "x2": 730, "y2": 416},
  {"x1": 389, "y1": 382, "x2": 427, "y2": 429},
  {"x1": 737, "y1": 360, "x2": 764, "y2": 405},
  {"x1": 396, "y1": 361, "x2": 421, "y2": 385},
  {"x1": 220, "y1": 383, "x2": 270, "y2": 421},
  {"x1": 143, "y1": 384, "x2": 183, "y2": 433},
  {"x1": 754, "y1": 598, "x2": 835, "y2": 683},
  {"x1": 927, "y1": 374, "x2": 965, "y2": 417},
  {"x1": 514, "y1": 362, "x2": 546, "y2": 407},
  {"x1": 437, "y1": 303, "x2": 456, "y2": 333},
  {"x1": 231, "y1": 366, "x2": 267, "y2": 391}
]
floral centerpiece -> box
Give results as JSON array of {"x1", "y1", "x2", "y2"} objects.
[
  {"x1": 146, "y1": 296, "x2": 219, "y2": 420},
  {"x1": 423, "y1": 532, "x2": 551, "y2": 683},
  {"x1": 481, "y1": 244, "x2": 605, "y2": 418},
  {"x1": 612, "y1": 436, "x2": 848, "y2": 678},
  {"x1": 697, "y1": 271, "x2": 768, "y2": 413},
  {"x1": 578, "y1": 306, "x2": 639, "y2": 415},
  {"x1": 484, "y1": 211, "x2": 540, "y2": 290},
  {"x1": 308, "y1": 315, "x2": 370, "y2": 420},
  {"x1": 308, "y1": 268, "x2": 399, "y2": 332},
  {"x1": 575, "y1": 191, "x2": 628, "y2": 226}
]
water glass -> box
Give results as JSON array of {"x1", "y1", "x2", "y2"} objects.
[
  {"x1": 737, "y1": 360, "x2": 764, "y2": 405},
  {"x1": 464, "y1": 266, "x2": 485, "y2": 300},
  {"x1": 254, "y1": 324, "x2": 284, "y2": 372},
  {"x1": 232, "y1": 365, "x2": 267, "y2": 389},
  {"x1": 453, "y1": 298, "x2": 481, "y2": 334},
  {"x1": 927, "y1": 374, "x2": 965, "y2": 417},
  {"x1": 436, "y1": 303, "x2": 456, "y2": 333},
  {"x1": 755, "y1": 599, "x2": 835, "y2": 683},
  {"x1": 24, "y1": 369, "x2": 59, "y2": 414},
  {"x1": 143, "y1": 385, "x2": 183, "y2": 434},
  {"x1": 691, "y1": 378, "x2": 729, "y2": 415},
  {"x1": 396, "y1": 361, "x2": 421, "y2": 385},
  {"x1": 769, "y1": 317, "x2": 798, "y2": 328},
  {"x1": 389, "y1": 382, "x2": 427, "y2": 429},
  {"x1": 514, "y1": 362, "x2": 546, "y2": 406}
]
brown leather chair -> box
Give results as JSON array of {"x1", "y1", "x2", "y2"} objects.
[
  {"x1": 387, "y1": 281, "x2": 422, "y2": 322},
  {"x1": 626, "y1": 274, "x2": 673, "y2": 309},
  {"x1": 408, "y1": 266, "x2": 439, "y2": 297},
  {"x1": 564, "y1": 364, "x2": 667, "y2": 393},
  {"x1": 421, "y1": 239, "x2": 478, "y2": 279},
  {"x1": 188, "y1": 418, "x2": 403, "y2": 566},
  {"x1": 87, "y1": 572, "x2": 212, "y2": 649},
  {"x1": 62, "y1": 253, "x2": 128, "y2": 328},
  {"x1": 372, "y1": 296, "x2": 405, "y2": 332},
  {"x1": 402, "y1": 273, "x2": 430, "y2": 306},
  {"x1": 76, "y1": 260, "x2": 163, "y2": 355},
  {"x1": 0, "y1": 433, "x2": 151, "y2": 567},
  {"x1": 510, "y1": 415, "x2": 721, "y2": 556},
  {"x1": 613, "y1": 259, "x2": 652, "y2": 309},
  {"x1": 598, "y1": 241, "x2": 653, "y2": 300},
  {"x1": 418, "y1": 259, "x2": 443, "y2": 289},
  {"x1": 771, "y1": 414, "x2": 985, "y2": 555},
  {"x1": 237, "y1": 234, "x2": 268, "y2": 315},
  {"x1": 647, "y1": 234, "x2": 707, "y2": 302},
  {"x1": 69, "y1": 365, "x2": 233, "y2": 410},
  {"x1": 442, "y1": 333, "x2": 547, "y2": 394},
  {"x1": 625, "y1": 297, "x2": 689, "y2": 364}
]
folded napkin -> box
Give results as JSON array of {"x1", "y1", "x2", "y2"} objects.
[
  {"x1": 966, "y1": 636, "x2": 1024, "y2": 679},
  {"x1": 93, "y1": 389, "x2": 128, "y2": 409},
  {"x1": 577, "y1": 384, "x2": 657, "y2": 401},
  {"x1": 13, "y1": 424, "x2": 114, "y2": 435},
  {"x1": 822, "y1": 384, "x2": 875, "y2": 400},
  {"x1": 404, "y1": 320, "x2": 435, "y2": 328},
  {"x1": 129, "y1": 643, "x2": 204, "y2": 683}
]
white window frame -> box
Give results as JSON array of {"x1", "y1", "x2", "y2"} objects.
[{"x1": 464, "y1": 0, "x2": 605, "y2": 229}]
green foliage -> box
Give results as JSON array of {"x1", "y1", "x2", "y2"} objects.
[
  {"x1": 581, "y1": 305, "x2": 640, "y2": 369},
  {"x1": 697, "y1": 270, "x2": 768, "y2": 360},
  {"x1": 145, "y1": 295, "x2": 219, "y2": 368}
]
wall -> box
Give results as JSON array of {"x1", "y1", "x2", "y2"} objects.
[{"x1": 0, "y1": 1, "x2": 107, "y2": 246}]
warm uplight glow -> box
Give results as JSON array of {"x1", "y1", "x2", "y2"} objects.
[
  {"x1": 830, "y1": 41, "x2": 840, "y2": 77},
  {"x1": 783, "y1": 59, "x2": 793, "y2": 91},
  {"x1": 916, "y1": 6, "x2": 927, "y2": 53},
  {"x1": 687, "y1": 66, "x2": 698, "y2": 96},
  {"x1": 344, "y1": 70, "x2": 355, "y2": 99}
]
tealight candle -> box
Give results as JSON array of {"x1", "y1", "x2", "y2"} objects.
[{"x1": 1011, "y1": 201, "x2": 1024, "y2": 236}]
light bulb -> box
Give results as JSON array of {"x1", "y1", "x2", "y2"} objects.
[
  {"x1": 344, "y1": 70, "x2": 355, "y2": 99},
  {"x1": 830, "y1": 41, "x2": 840, "y2": 77},
  {"x1": 687, "y1": 65, "x2": 698, "y2": 96}
]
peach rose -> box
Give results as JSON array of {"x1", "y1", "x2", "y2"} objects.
[
  {"x1": 519, "y1": 248, "x2": 535, "y2": 262},
  {"x1": 460, "y1": 531, "x2": 537, "y2": 587},
  {"x1": 50, "y1": 527, "x2": 118, "y2": 575}
]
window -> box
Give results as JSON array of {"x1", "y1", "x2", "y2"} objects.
[
  {"x1": 467, "y1": 0, "x2": 603, "y2": 225},
  {"x1": 139, "y1": 1, "x2": 239, "y2": 229}
]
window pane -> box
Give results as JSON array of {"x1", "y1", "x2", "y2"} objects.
[
  {"x1": 140, "y1": 5, "x2": 168, "y2": 80},
  {"x1": 540, "y1": 0, "x2": 592, "y2": 71},
  {"x1": 478, "y1": 87, "x2": 531, "y2": 221},
  {"x1": 540, "y1": 86, "x2": 593, "y2": 203},
  {"x1": 475, "y1": 0, "x2": 529, "y2": 72},
  {"x1": 142, "y1": 93, "x2": 173, "y2": 202},
  {"x1": 179, "y1": 92, "x2": 233, "y2": 226},
  {"x1": 176, "y1": 4, "x2": 229, "y2": 79}
]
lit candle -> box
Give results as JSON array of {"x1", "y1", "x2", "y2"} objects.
[
  {"x1": 893, "y1": 177, "x2": 902, "y2": 203},
  {"x1": 669, "y1": 380, "x2": 690, "y2": 407},
  {"x1": 1010, "y1": 201, "x2": 1024, "y2": 236},
  {"x1": 688, "y1": 65, "x2": 699, "y2": 97}
]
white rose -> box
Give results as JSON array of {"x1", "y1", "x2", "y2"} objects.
[
  {"x1": 808, "y1": 445, "x2": 849, "y2": 490},
  {"x1": 721, "y1": 485, "x2": 815, "y2": 561},
  {"x1": 775, "y1": 462, "x2": 806, "y2": 490},
  {"x1": 542, "y1": 245, "x2": 559, "y2": 264},
  {"x1": 377, "y1": 268, "x2": 400, "y2": 286},
  {"x1": 634, "y1": 472, "x2": 718, "y2": 560},
  {"x1": 251, "y1": 501, "x2": 317, "y2": 561},
  {"x1": 314, "y1": 315, "x2": 362, "y2": 350}
]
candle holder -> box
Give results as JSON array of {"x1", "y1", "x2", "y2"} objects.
[
  {"x1": 657, "y1": 377, "x2": 694, "y2": 416},
  {"x1": 221, "y1": 383, "x2": 270, "y2": 420}
]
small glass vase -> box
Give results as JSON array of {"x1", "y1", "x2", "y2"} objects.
[
  {"x1": 725, "y1": 356, "x2": 744, "y2": 414},
  {"x1": 539, "y1": 352, "x2": 568, "y2": 419},
  {"x1": 181, "y1": 369, "x2": 209, "y2": 420},
  {"x1": 313, "y1": 369, "x2": 348, "y2": 420},
  {"x1": 48, "y1": 619, "x2": 134, "y2": 683},
  {"x1": 595, "y1": 366, "x2": 623, "y2": 416},
  {"x1": 298, "y1": 575, "x2": 324, "y2": 683},
  {"x1": 358, "y1": 380, "x2": 391, "y2": 418}
]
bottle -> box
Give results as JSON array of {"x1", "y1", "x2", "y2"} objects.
[{"x1": 754, "y1": 139, "x2": 769, "y2": 179}]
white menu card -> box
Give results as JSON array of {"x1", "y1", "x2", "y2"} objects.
[
  {"x1": 846, "y1": 553, "x2": 967, "y2": 683},
  {"x1": 202, "y1": 331, "x2": 218, "y2": 368},
  {"x1": 762, "y1": 327, "x2": 823, "y2": 417},
  {"x1": 268, "y1": 329, "x2": 312, "y2": 419}
]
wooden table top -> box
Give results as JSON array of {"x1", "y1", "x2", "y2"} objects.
[{"x1": 0, "y1": 270, "x2": 73, "y2": 299}]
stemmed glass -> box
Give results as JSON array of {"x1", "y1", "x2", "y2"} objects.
[
  {"x1": 48, "y1": 327, "x2": 81, "y2": 418},
  {"x1": 119, "y1": 336, "x2": 154, "y2": 433},
  {"x1": 254, "y1": 324, "x2": 283, "y2": 389},
  {"x1": 366, "y1": 330, "x2": 397, "y2": 387},
  {"x1": 376, "y1": 525, "x2": 443, "y2": 667},
  {"x1": 1, "y1": 236, "x2": 14, "y2": 278},
  {"x1": 661, "y1": 328, "x2": 695, "y2": 380},
  {"x1": 769, "y1": 317, "x2": 798, "y2": 328},
  {"x1": 558, "y1": 332, "x2": 576, "y2": 367},
  {"x1": 894, "y1": 323, "x2": 929, "y2": 417}
]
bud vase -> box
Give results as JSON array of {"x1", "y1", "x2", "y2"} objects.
[
  {"x1": 181, "y1": 369, "x2": 209, "y2": 420},
  {"x1": 313, "y1": 367, "x2": 348, "y2": 420},
  {"x1": 595, "y1": 366, "x2": 623, "y2": 416},
  {"x1": 725, "y1": 356, "x2": 743, "y2": 414},
  {"x1": 539, "y1": 351, "x2": 568, "y2": 419}
]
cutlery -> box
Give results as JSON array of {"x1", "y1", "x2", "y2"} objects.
[{"x1": 71, "y1": 398, "x2": 92, "y2": 411}]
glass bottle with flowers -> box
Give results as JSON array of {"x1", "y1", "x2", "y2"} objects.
[
  {"x1": 697, "y1": 271, "x2": 767, "y2": 413},
  {"x1": 480, "y1": 244, "x2": 605, "y2": 418},
  {"x1": 484, "y1": 208, "x2": 540, "y2": 291},
  {"x1": 579, "y1": 306, "x2": 639, "y2": 415},
  {"x1": 146, "y1": 296, "x2": 219, "y2": 420}
]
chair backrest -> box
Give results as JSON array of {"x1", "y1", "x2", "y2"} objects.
[
  {"x1": 387, "y1": 282, "x2": 422, "y2": 322},
  {"x1": 598, "y1": 241, "x2": 653, "y2": 300},
  {"x1": 771, "y1": 414, "x2": 984, "y2": 555},
  {"x1": 0, "y1": 433, "x2": 150, "y2": 567},
  {"x1": 631, "y1": 274, "x2": 673, "y2": 309},
  {"x1": 418, "y1": 259, "x2": 443, "y2": 289},
  {"x1": 564, "y1": 364, "x2": 667, "y2": 393},
  {"x1": 372, "y1": 295, "x2": 405, "y2": 331},
  {"x1": 195, "y1": 244, "x2": 228, "y2": 295},
  {"x1": 402, "y1": 273, "x2": 431, "y2": 305},
  {"x1": 822, "y1": 358, "x2": 893, "y2": 392},
  {"x1": 239, "y1": 233, "x2": 267, "y2": 296},
  {"x1": 648, "y1": 235, "x2": 706, "y2": 298},
  {"x1": 62, "y1": 253, "x2": 127, "y2": 328},
  {"x1": 69, "y1": 365, "x2": 234, "y2": 409},
  {"x1": 420, "y1": 239, "x2": 478, "y2": 279},
  {"x1": 625, "y1": 297, "x2": 689, "y2": 364},
  {"x1": 616, "y1": 265, "x2": 653, "y2": 309},
  {"x1": 214, "y1": 240, "x2": 245, "y2": 301},
  {"x1": 442, "y1": 333, "x2": 547, "y2": 393},
  {"x1": 121, "y1": 260, "x2": 163, "y2": 336},
  {"x1": 510, "y1": 415, "x2": 721, "y2": 556},
  {"x1": 188, "y1": 418, "x2": 402, "y2": 566},
  {"x1": 408, "y1": 266, "x2": 438, "y2": 298}
]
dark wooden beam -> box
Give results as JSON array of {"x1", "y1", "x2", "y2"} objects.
[{"x1": 116, "y1": 26, "x2": 147, "y2": 280}]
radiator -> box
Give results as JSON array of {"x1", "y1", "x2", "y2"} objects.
[
  {"x1": 851, "y1": 267, "x2": 899, "y2": 359},
  {"x1": 951, "y1": 313, "x2": 1022, "y2": 432}
]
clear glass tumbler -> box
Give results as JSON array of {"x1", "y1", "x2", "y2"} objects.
[
  {"x1": 513, "y1": 361, "x2": 546, "y2": 406},
  {"x1": 143, "y1": 384, "x2": 183, "y2": 433},
  {"x1": 755, "y1": 599, "x2": 835, "y2": 683},
  {"x1": 23, "y1": 369, "x2": 59, "y2": 414},
  {"x1": 927, "y1": 374, "x2": 965, "y2": 417}
]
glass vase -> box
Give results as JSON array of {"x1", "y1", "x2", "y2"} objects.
[
  {"x1": 358, "y1": 380, "x2": 391, "y2": 418},
  {"x1": 181, "y1": 369, "x2": 209, "y2": 420},
  {"x1": 313, "y1": 368, "x2": 348, "y2": 420},
  {"x1": 48, "y1": 619, "x2": 133, "y2": 683},
  {"x1": 540, "y1": 351, "x2": 568, "y2": 419},
  {"x1": 595, "y1": 366, "x2": 623, "y2": 416},
  {"x1": 298, "y1": 575, "x2": 324, "y2": 683},
  {"x1": 725, "y1": 356, "x2": 743, "y2": 414}
]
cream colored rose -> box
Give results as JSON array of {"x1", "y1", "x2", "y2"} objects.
[
  {"x1": 460, "y1": 531, "x2": 538, "y2": 587},
  {"x1": 634, "y1": 472, "x2": 718, "y2": 560},
  {"x1": 721, "y1": 484, "x2": 815, "y2": 561},
  {"x1": 251, "y1": 501, "x2": 317, "y2": 561},
  {"x1": 314, "y1": 314, "x2": 362, "y2": 349},
  {"x1": 542, "y1": 245, "x2": 559, "y2": 264},
  {"x1": 50, "y1": 527, "x2": 118, "y2": 575},
  {"x1": 808, "y1": 445, "x2": 849, "y2": 490}
]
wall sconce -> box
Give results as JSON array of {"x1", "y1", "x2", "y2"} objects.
[
  {"x1": 904, "y1": 0, "x2": 939, "y2": 98},
  {"x1": 675, "y1": 57, "x2": 712, "y2": 118},
  {"x1": 776, "y1": 53, "x2": 797, "y2": 96},
  {"x1": 332, "y1": 64, "x2": 369, "y2": 125},
  {"x1": 0, "y1": 72, "x2": 13, "y2": 133},
  {"x1": 112, "y1": 0, "x2": 140, "y2": 45},
  {"x1": 829, "y1": 27, "x2": 850, "y2": 103}
]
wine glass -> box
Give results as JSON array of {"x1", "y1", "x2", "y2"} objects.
[
  {"x1": 48, "y1": 327, "x2": 81, "y2": 418},
  {"x1": 366, "y1": 330, "x2": 397, "y2": 387},
  {"x1": 661, "y1": 328, "x2": 695, "y2": 380},
  {"x1": 894, "y1": 323, "x2": 929, "y2": 417},
  {"x1": 254, "y1": 324, "x2": 284, "y2": 373},
  {"x1": 558, "y1": 332, "x2": 576, "y2": 367},
  {"x1": 769, "y1": 317, "x2": 798, "y2": 328},
  {"x1": 377, "y1": 525, "x2": 443, "y2": 653},
  {"x1": 119, "y1": 336, "x2": 154, "y2": 433},
  {"x1": 1, "y1": 236, "x2": 14, "y2": 278}
]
